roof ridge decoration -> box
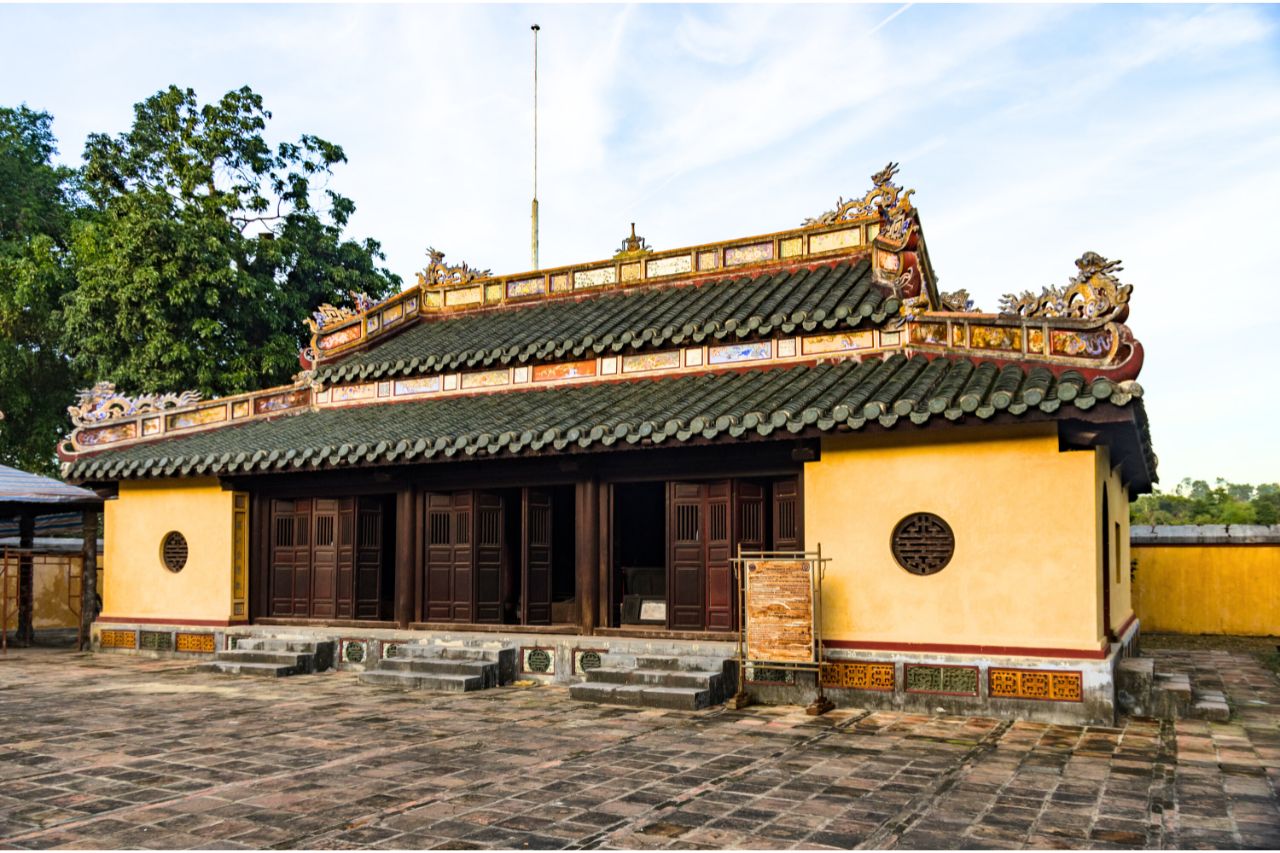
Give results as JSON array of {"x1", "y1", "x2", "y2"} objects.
[
  {"x1": 415, "y1": 248, "x2": 492, "y2": 288},
  {"x1": 999, "y1": 252, "x2": 1132, "y2": 322},
  {"x1": 803, "y1": 162, "x2": 915, "y2": 232},
  {"x1": 309, "y1": 291, "x2": 377, "y2": 332},
  {"x1": 614, "y1": 223, "x2": 652, "y2": 259},
  {"x1": 69, "y1": 382, "x2": 203, "y2": 428}
]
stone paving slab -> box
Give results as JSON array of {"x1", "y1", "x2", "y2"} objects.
[{"x1": 0, "y1": 646, "x2": 1276, "y2": 849}]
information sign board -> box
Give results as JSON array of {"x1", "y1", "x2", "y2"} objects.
[{"x1": 744, "y1": 559, "x2": 815, "y2": 663}]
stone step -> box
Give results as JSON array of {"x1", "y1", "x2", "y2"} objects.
[
  {"x1": 199, "y1": 660, "x2": 301, "y2": 678},
  {"x1": 379, "y1": 658, "x2": 498, "y2": 685},
  {"x1": 569, "y1": 681, "x2": 713, "y2": 711},
  {"x1": 586, "y1": 667, "x2": 721, "y2": 689},
  {"x1": 1191, "y1": 689, "x2": 1230, "y2": 722},
  {"x1": 1116, "y1": 657, "x2": 1155, "y2": 716},
  {"x1": 215, "y1": 649, "x2": 310, "y2": 667},
  {"x1": 232, "y1": 638, "x2": 320, "y2": 653},
  {"x1": 1152, "y1": 672, "x2": 1193, "y2": 720},
  {"x1": 358, "y1": 670, "x2": 483, "y2": 692},
  {"x1": 633, "y1": 655, "x2": 723, "y2": 672},
  {"x1": 395, "y1": 644, "x2": 501, "y2": 662}
]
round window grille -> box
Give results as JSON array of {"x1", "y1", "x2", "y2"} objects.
[
  {"x1": 160, "y1": 531, "x2": 188, "y2": 572},
  {"x1": 891, "y1": 513, "x2": 954, "y2": 575}
]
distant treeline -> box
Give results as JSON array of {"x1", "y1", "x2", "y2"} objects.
[{"x1": 1131, "y1": 479, "x2": 1280, "y2": 526}]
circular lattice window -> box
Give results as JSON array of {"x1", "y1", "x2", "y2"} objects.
[
  {"x1": 891, "y1": 513, "x2": 954, "y2": 575},
  {"x1": 160, "y1": 531, "x2": 188, "y2": 572}
]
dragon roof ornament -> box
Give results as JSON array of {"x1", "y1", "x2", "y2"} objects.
[
  {"x1": 803, "y1": 161, "x2": 917, "y2": 240},
  {"x1": 999, "y1": 252, "x2": 1133, "y2": 322},
  {"x1": 68, "y1": 382, "x2": 202, "y2": 428},
  {"x1": 416, "y1": 248, "x2": 491, "y2": 289},
  {"x1": 308, "y1": 291, "x2": 377, "y2": 332}
]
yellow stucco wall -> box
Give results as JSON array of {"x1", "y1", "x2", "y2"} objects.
[
  {"x1": 1133, "y1": 545, "x2": 1280, "y2": 636},
  {"x1": 1098, "y1": 448, "x2": 1134, "y2": 638},
  {"x1": 807, "y1": 423, "x2": 1106, "y2": 652},
  {"x1": 103, "y1": 478, "x2": 236, "y2": 623}
]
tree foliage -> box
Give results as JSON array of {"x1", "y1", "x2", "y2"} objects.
[
  {"x1": 66, "y1": 85, "x2": 399, "y2": 396},
  {"x1": 1131, "y1": 478, "x2": 1280, "y2": 526},
  {"x1": 0, "y1": 106, "x2": 81, "y2": 475}
]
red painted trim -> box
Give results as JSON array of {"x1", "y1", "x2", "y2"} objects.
[
  {"x1": 1114, "y1": 612, "x2": 1138, "y2": 641},
  {"x1": 97, "y1": 616, "x2": 233, "y2": 627},
  {"x1": 824, "y1": 638, "x2": 1109, "y2": 660}
]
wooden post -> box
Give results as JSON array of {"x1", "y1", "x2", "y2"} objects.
[
  {"x1": 79, "y1": 510, "x2": 98, "y2": 650},
  {"x1": 16, "y1": 513, "x2": 33, "y2": 646},
  {"x1": 575, "y1": 479, "x2": 599, "y2": 634},
  {"x1": 395, "y1": 487, "x2": 415, "y2": 628}
]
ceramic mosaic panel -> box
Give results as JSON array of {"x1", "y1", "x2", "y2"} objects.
[
  {"x1": 445, "y1": 286, "x2": 483, "y2": 307},
  {"x1": 405, "y1": 295, "x2": 419, "y2": 314},
  {"x1": 989, "y1": 668, "x2": 1083, "y2": 702},
  {"x1": 231, "y1": 400, "x2": 251, "y2": 418},
  {"x1": 318, "y1": 323, "x2": 362, "y2": 350},
  {"x1": 507, "y1": 276, "x2": 546, "y2": 298},
  {"x1": 139, "y1": 630, "x2": 173, "y2": 651},
  {"x1": 1051, "y1": 329, "x2": 1113, "y2": 358},
  {"x1": 513, "y1": 366, "x2": 530, "y2": 383},
  {"x1": 809, "y1": 228, "x2": 861, "y2": 254},
  {"x1": 868, "y1": 223, "x2": 880, "y2": 240},
  {"x1": 622, "y1": 351, "x2": 681, "y2": 373},
  {"x1": 521, "y1": 646, "x2": 555, "y2": 675},
  {"x1": 777, "y1": 338, "x2": 797, "y2": 358},
  {"x1": 550, "y1": 273, "x2": 570, "y2": 293},
  {"x1": 820, "y1": 661, "x2": 895, "y2": 691},
  {"x1": 99, "y1": 629, "x2": 137, "y2": 649},
  {"x1": 142, "y1": 417, "x2": 161, "y2": 436},
  {"x1": 969, "y1": 325, "x2": 1022, "y2": 351},
  {"x1": 341, "y1": 639, "x2": 367, "y2": 665},
  {"x1": 745, "y1": 665, "x2": 797, "y2": 685},
  {"x1": 167, "y1": 405, "x2": 227, "y2": 431},
  {"x1": 879, "y1": 251, "x2": 900, "y2": 272},
  {"x1": 724, "y1": 242, "x2": 773, "y2": 266},
  {"x1": 394, "y1": 376, "x2": 442, "y2": 397},
  {"x1": 1027, "y1": 328, "x2": 1045, "y2": 354},
  {"x1": 697, "y1": 250, "x2": 718, "y2": 271},
  {"x1": 533, "y1": 360, "x2": 597, "y2": 382},
  {"x1": 443, "y1": 374, "x2": 459, "y2": 391},
  {"x1": 78, "y1": 422, "x2": 138, "y2": 447},
  {"x1": 424, "y1": 290, "x2": 444, "y2": 308},
  {"x1": 460, "y1": 369, "x2": 509, "y2": 390},
  {"x1": 908, "y1": 323, "x2": 948, "y2": 347},
  {"x1": 574, "y1": 267, "x2": 616, "y2": 289},
  {"x1": 709, "y1": 341, "x2": 772, "y2": 365},
  {"x1": 366, "y1": 314, "x2": 380, "y2": 333},
  {"x1": 804, "y1": 331, "x2": 876, "y2": 355},
  {"x1": 780, "y1": 237, "x2": 803, "y2": 258},
  {"x1": 377, "y1": 382, "x2": 390, "y2": 397},
  {"x1": 176, "y1": 632, "x2": 216, "y2": 654},
  {"x1": 255, "y1": 389, "x2": 309, "y2": 414},
  {"x1": 382, "y1": 303, "x2": 404, "y2": 327},
  {"x1": 574, "y1": 648, "x2": 605, "y2": 675},
  {"x1": 646, "y1": 255, "x2": 692, "y2": 278},
  {"x1": 485, "y1": 284, "x2": 503, "y2": 303},
  {"x1": 880, "y1": 331, "x2": 901, "y2": 346},
  {"x1": 330, "y1": 383, "x2": 377, "y2": 403},
  {"x1": 600, "y1": 357, "x2": 618, "y2": 375},
  {"x1": 904, "y1": 664, "x2": 979, "y2": 696},
  {"x1": 620, "y1": 262, "x2": 643, "y2": 283},
  {"x1": 685, "y1": 348, "x2": 704, "y2": 367}
]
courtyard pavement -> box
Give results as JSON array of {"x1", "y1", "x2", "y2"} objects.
[{"x1": 0, "y1": 646, "x2": 1276, "y2": 850}]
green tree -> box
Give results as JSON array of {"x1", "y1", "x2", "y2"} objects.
[
  {"x1": 1132, "y1": 479, "x2": 1279, "y2": 525},
  {"x1": 0, "y1": 105, "x2": 81, "y2": 475},
  {"x1": 65, "y1": 85, "x2": 399, "y2": 397}
]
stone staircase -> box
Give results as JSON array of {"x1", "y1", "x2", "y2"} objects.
[
  {"x1": 569, "y1": 653, "x2": 736, "y2": 711},
  {"x1": 358, "y1": 642, "x2": 515, "y2": 692},
  {"x1": 200, "y1": 637, "x2": 335, "y2": 678},
  {"x1": 1117, "y1": 657, "x2": 1230, "y2": 722}
]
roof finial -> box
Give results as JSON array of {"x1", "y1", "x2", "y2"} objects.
[{"x1": 615, "y1": 222, "x2": 652, "y2": 258}]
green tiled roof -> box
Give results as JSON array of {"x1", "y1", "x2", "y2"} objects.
[
  {"x1": 316, "y1": 259, "x2": 895, "y2": 383},
  {"x1": 66, "y1": 354, "x2": 1151, "y2": 484}
]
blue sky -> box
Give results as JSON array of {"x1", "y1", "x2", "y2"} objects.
[{"x1": 2, "y1": 4, "x2": 1278, "y2": 488}]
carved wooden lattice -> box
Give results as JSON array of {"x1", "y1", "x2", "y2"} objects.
[
  {"x1": 989, "y1": 668, "x2": 1083, "y2": 702},
  {"x1": 161, "y1": 531, "x2": 188, "y2": 572},
  {"x1": 904, "y1": 664, "x2": 979, "y2": 695},
  {"x1": 891, "y1": 513, "x2": 954, "y2": 575},
  {"x1": 820, "y1": 662, "x2": 895, "y2": 691},
  {"x1": 100, "y1": 629, "x2": 137, "y2": 649},
  {"x1": 175, "y1": 633, "x2": 216, "y2": 654}
]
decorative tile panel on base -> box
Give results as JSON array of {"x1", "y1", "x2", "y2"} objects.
[
  {"x1": 905, "y1": 664, "x2": 980, "y2": 696},
  {"x1": 99, "y1": 629, "x2": 138, "y2": 650},
  {"x1": 820, "y1": 661, "x2": 895, "y2": 691},
  {"x1": 340, "y1": 638, "x2": 369, "y2": 667},
  {"x1": 573, "y1": 648, "x2": 605, "y2": 675},
  {"x1": 176, "y1": 632, "x2": 216, "y2": 654},
  {"x1": 521, "y1": 646, "x2": 555, "y2": 675},
  {"x1": 989, "y1": 668, "x2": 1083, "y2": 702}
]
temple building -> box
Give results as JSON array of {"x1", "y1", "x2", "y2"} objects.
[{"x1": 58, "y1": 165, "x2": 1155, "y2": 723}]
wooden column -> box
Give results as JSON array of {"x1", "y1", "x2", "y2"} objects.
[
  {"x1": 16, "y1": 513, "x2": 33, "y2": 646},
  {"x1": 79, "y1": 510, "x2": 98, "y2": 651},
  {"x1": 395, "y1": 487, "x2": 415, "y2": 628},
  {"x1": 575, "y1": 479, "x2": 599, "y2": 634}
]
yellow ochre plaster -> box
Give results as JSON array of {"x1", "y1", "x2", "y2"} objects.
[
  {"x1": 1133, "y1": 544, "x2": 1280, "y2": 636},
  {"x1": 806, "y1": 423, "x2": 1108, "y2": 652},
  {"x1": 102, "y1": 478, "x2": 238, "y2": 623}
]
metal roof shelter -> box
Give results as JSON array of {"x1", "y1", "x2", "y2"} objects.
[{"x1": 0, "y1": 464, "x2": 103, "y2": 649}]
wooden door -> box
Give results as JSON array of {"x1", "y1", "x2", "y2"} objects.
[
  {"x1": 772, "y1": 477, "x2": 803, "y2": 552},
  {"x1": 522, "y1": 488, "x2": 554, "y2": 625},
  {"x1": 269, "y1": 499, "x2": 308, "y2": 616},
  {"x1": 307, "y1": 499, "x2": 338, "y2": 618},
  {"x1": 668, "y1": 482, "x2": 707, "y2": 630},
  {"x1": 423, "y1": 491, "x2": 474, "y2": 622},
  {"x1": 335, "y1": 500, "x2": 356, "y2": 619},
  {"x1": 473, "y1": 493, "x2": 504, "y2": 623},
  {"x1": 704, "y1": 481, "x2": 736, "y2": 631},
  {"x1": 354, "y1": 498, "x2": 383, "y2": 620}
]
